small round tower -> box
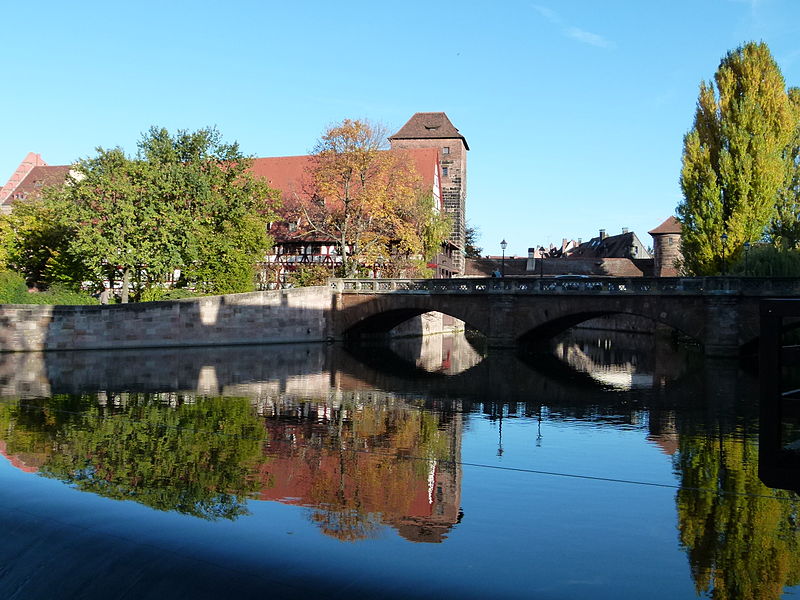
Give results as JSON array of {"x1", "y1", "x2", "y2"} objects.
[{"x1": 648, "y1": 217, "x2": 683, "y2": 277}]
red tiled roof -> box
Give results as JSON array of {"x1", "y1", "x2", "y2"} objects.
[
  {"x1": 648, "y1": 216, "x2": 682, "y2": 235},
  {"x1": 0, "y1": 165, "x2": 72, "y2": 210},
  {"x1": 0, "y1": 152, "x2": 48, "y2": 204},
  {"x1": 389, "y1": 112, "x2": 469, "y2": 150},
  {"x1": 250, "y1": 155, "x2": 314, "y2": 201},
  {"x1": 251, "y1": 148, "x2": 440, "y2": 201}
]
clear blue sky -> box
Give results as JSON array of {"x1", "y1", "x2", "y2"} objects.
[{"x1": 3, "y1": 0, "x2": 800, "y2": 256}]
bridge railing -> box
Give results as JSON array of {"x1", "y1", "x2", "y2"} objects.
[{"x1": 329, "y1": 277, "x2": 800, "y2": 296}]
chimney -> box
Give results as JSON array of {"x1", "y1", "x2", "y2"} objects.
[
  {"x1": 622, "y1": 227, "x2": 629, "y2": 234},
  {"x1": 599, "y1": 229, "x2": 606, "y2": 240},
  {"x1": 578, "y1": 238, "x2": 582, "y2": 245},
  {"x1": 526, "y1": 247, "x2": 537, "y2": 272}
]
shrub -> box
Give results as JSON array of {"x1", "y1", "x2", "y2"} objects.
[
  {"x1": 729, "y1": 246, "x2": 800, "y2": 277},
  {"x1": 0, "y1": 271, "x2": 97, "y2": 305}
]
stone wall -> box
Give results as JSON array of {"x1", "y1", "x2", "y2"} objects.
[
  {"x1": 0, "y1": 286, "x2": 333, "y2": 352},
  {"x1": 653, "y1": 233, "x2": 682, "y2": 277}
]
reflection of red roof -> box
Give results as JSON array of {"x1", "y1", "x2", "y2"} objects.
[
  {"x1": 647, "y1": 433, "x2": 678, "y2": 455},
  {"x1": 648, "y1": 216, "x2": 682, "y2": 235},
  {"x1": 0, "y1": 440, "x2": 42, "y2": 473}
]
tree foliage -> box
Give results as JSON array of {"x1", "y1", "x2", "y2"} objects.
[
  {"x1": 0, "y1": 394, "x2": 264, "y2": 520},
  {"x1": 297, "y1": 119, "x2": 450, "y2": 277},
  {"x1": 7, "y1": 127, "x2": 278, "y2": 299},
  {"x1": 772, "y1": 87, "x2": 800, "y2": 248},
  {"x1": 675, "y1": 433, "x2": 800, "y2": 599},
  {"x1": 464, "y1": 223, "x2": 483, "y2": 258},
  {"x1": 678, "y1": 42, "x2": 797, "y2": 275}
]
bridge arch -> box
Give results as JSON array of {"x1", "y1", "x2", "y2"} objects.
[
  {"x1": 334, "y1": 295, "x2": 489, "y2": 340},
  {"x1": 515, "y1": 305, "x2": 704, "y2": 346}
]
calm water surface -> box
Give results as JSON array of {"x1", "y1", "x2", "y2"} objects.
[{"x1": 0, "y1": 329, "x2": 797, "y2": 599}]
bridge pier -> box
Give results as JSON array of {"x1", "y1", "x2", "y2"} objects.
[
  {"x1": 486, "y1": 296, "x2": 517, "y2": 348},
  {"x1": 703, "y1": 294, "x2": 742, "y2": 358}
]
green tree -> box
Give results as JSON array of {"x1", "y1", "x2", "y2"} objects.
[
  {"x1": 0, "y1": 215, "x2": 13, "y2": 269},
  {"x1": 675, "y1": 433, "x2": 800, "y2": 599},
  {"x1": 33, "y1": 127, "x2": 278, "y2": 300},
  {"x1": 137, "y1": 127, "x2": 278, "y2": 295},
  {"x1": 678, "y1": 42, "x2": 796, "y2": 275},
  {"x1": 285, "y1": 264, "x2": 332, "y2": 287},
  {"x1": 772, "y1": 88, "x2": 800, "y2": 248},
  {"x1": 464, "y1": 223, "x2": 483, "y2": 258},
  {"x1": 3, "y1": 194, "x2": 83, "y2": 288}
]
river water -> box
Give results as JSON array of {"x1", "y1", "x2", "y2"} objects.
[{"x1": 0, "y1": 328, "x2": 797, "y2": 599}]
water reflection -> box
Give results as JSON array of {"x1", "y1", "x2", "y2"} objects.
[
  {"x1": 675, "y1": 433, "x2": 800, "y2": 599},
  {"x1": 0, "y1": 392, "x2": 462, "y2": 542},
  {"x1": 0, "y1": 331, "x2": 799, "y2": 598},
  {"x1": 0, "y1": 394, "x2": 263, "y2": 520}
]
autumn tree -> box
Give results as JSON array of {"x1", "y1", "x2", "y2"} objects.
[
  {"x1": 677, "y1": 42, "x2": 797, "y2": 275},
  {"x1": 298, "y1": 119, "x2": 450, "y2": 277}
]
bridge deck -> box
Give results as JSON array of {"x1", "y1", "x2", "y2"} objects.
[{"x1": 331, "y1": 277, "x2": 800, "y2": 296}]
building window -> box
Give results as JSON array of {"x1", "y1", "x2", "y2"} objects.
[
  {"x1": 443, "y1": 147, "x2": 450, "y2": 154},
  {"x1": 442, "y1": 167, "x2": 449, "y2": 177}
]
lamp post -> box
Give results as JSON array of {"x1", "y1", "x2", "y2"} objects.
[
  {"x1": 721, "y1": 233, "x2": 728, "y2": 276},
  {"x1": 744, "y1": 241, "x2": 751, "y2": 276},
  {"x1": 501, "y1": 239, "x2": 507, "y2": 278}
]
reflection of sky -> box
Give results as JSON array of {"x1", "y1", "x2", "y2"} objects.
[{"x1": 0, "y1": 406, "x2": 697, "y2": 600}]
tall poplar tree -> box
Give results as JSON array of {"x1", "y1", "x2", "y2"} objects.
[
  {"x1": 772, "y1": 87, "x2": 800, "y2": 248},
  {"x1": 678, "y1": 42, "x2": 796, "y2": 275}
]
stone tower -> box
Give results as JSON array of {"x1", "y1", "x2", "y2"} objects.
[
  {"x1": 389, "y1": 112, "x2": 469, "y2": 274},
  {"x1": 648, "y1": 216, "x2": 683, "y2": 277}
]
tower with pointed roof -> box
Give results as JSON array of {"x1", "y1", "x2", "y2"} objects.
[
  {"x1": 648, "y1": 216, "x2": 683, "y2": 277},
  {"x1": 389, "y1": 112, "x2": 468, "y2": 275}
]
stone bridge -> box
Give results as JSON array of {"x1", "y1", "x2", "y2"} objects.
[{"x1": 330, "y1": 276, "x2": 800, "y2": 357}]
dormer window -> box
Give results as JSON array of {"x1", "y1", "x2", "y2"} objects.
[{"x1": 424, "y1": 125, "x2": 440, "y2": 130}]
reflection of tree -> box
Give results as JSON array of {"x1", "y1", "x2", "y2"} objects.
[
  {"x1": 263, "y1": 403, "x2": 456, "y2": 542},
  {"x1": 0, "y1": 394, "x2": 264, "y2": 520},
  {"x1": 675, "y1": 434, "x2": 800, "y2": 599}
]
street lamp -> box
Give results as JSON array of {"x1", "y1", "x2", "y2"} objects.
[
  {"x1": 744, "y1": 241, "x2": 751, "y2": 276},
  {"x1": 500, "y1": 239, "x2": 508, "y2": 278},
  {"x1": 721, "y1": 233, "x2": 728, "y2": 276}
]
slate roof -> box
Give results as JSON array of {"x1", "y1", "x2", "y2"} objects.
[
  {"x1": 463, "y1": 257, "x2": 653, "y2": 277},
  {"x1": 389, "y1": 112, "x2": 470, "y2": 150},
  {"x1": 648, "y1": 216, "x2": 682, "y2": 235},
  {"x1": 567, "y1": 231, "x2": 651, "y2": 260}
]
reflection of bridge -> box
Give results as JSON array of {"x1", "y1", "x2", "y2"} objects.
[{"x1": 331, "y1": 277, "x2": 800, "y2": 356}]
